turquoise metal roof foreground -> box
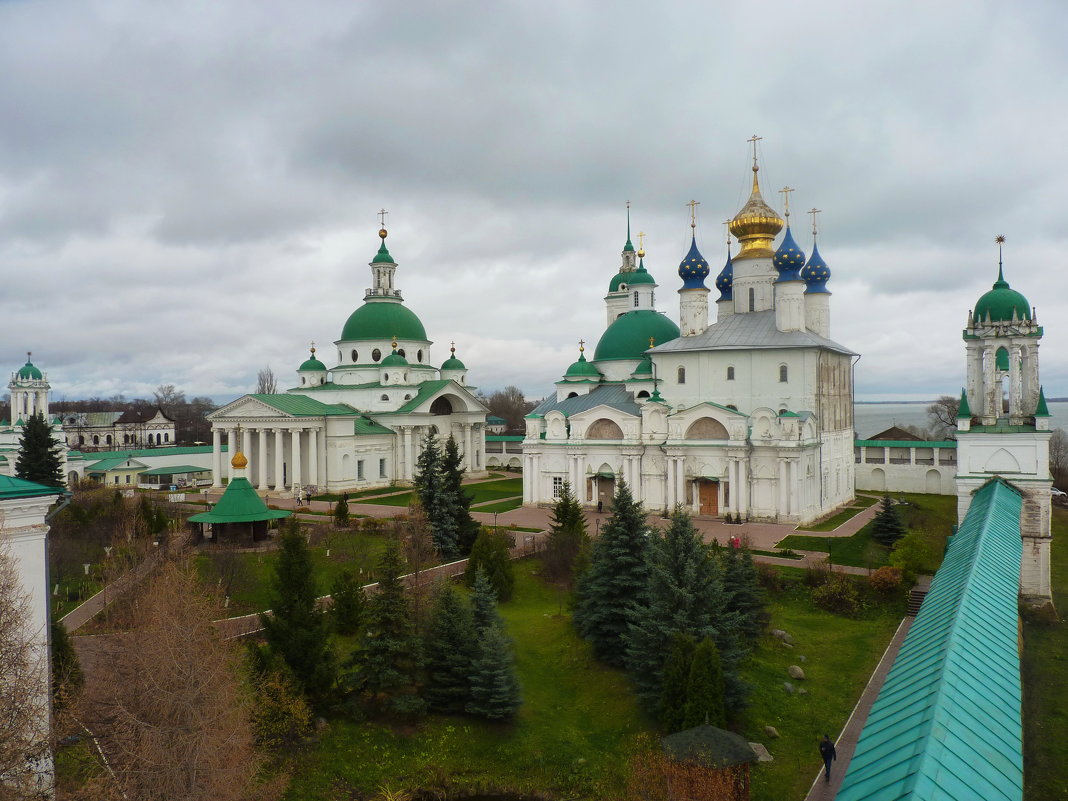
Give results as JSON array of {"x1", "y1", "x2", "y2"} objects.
[{"x1": 837, "y1": 479, "x2": 1024, "y2": 801}]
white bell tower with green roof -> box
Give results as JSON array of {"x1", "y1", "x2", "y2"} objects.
[{"x1": 955, "y1": 237, "x2": 1053, "y2": 605}]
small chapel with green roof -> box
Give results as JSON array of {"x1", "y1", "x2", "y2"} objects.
[{"x1": 207, "y1": 225, "x2": 489, "y2": 494}]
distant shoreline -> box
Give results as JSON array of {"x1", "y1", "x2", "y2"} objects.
[{"x1": 857, "y1": 398, "x2": 1068, "y2": 405}]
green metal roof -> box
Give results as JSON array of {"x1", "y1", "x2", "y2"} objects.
[
  {"x1": 339, "y1": 297, "x2": 427, "y2": 342},
  {"x1": 353, "y1": 416, "x2": 394, "y2": 435},
  {"x1": 564, "y1": 352, "x2": 602, "y2": 379},
  {"x1": 441, "y1": 355, "x2": 466, "y2": 370},
  {"x1": 188, "y1": 477, "x2": 292, "y2": 524},
  {"x1": 0, "y1": 474, "x2": 65, "y2": 500},
  {"x1": 248, "y1": 394, "x2": 360, "y2": 417},
  {"x1": 298, "y1": 354, "x2": 327, "y2": 372},
  {"x1": 371, "y1": 238, "x2": 395, "y2": 264},
  {"x1": 594, "y1": 310, "x2": 680, "y2": 361},
  {"x1": 16, "y1": 360, "x2": 43, "y2": 380},
  {"x1": 837, "y1": 478, "x2": 1024, "y2": 801},
  {"x1": 87, "y1": 458, "x2": 149, "y2": 472},
  {"x1": 855, "y1": 439, "x2": 957, "y2": 448},
  {"x1": 380, "y1": 350, "x2": 409, "y2": 367},
  {"x1": 973, "y1": 266, "x2": 1031, "y2": 324},
  {"x1": 137, "y1": 465, "x2": 211, "y2": 476},
  {"x1": 1035, "y1": 386, "x2": 1050, "y2": 416},
  {"x1": 395, "y1": 380, "x2": 450, "y2": 413},
  {"x1": 958, "y1": 388, "x2": 972, "y2": 418},
  {"x1": 486, "y1": 435, "x2": 523, "y2": 442},
  {"x1": 76, "y1": 445, "x2": 221, "y2": 460}
]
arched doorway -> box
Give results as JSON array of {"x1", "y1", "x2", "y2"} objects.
[
  {"x1": 925, "y1": 469, "x2": 941, "y2": 494},
  {"x1": 589, "y1": 463, "x2": 616, "y2": 508}
]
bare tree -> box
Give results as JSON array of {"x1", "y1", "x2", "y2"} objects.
[
  {"x1": 74, "y1": 561, "x2": 283, "y2": 801},
  {"x1": 1050, "y1": 428, "x2": 1068, "y2": 486},
  {"x1": 479, "y1": 386, "x2": 538, "y2": 431},
  {"x1": 926, "y1": 395, "x2": 960, "y2": 441},
  {"x1": 152, "y1": 384, "x2": 186, "y2": 411},
  {"x1": 0, "y1": 550, "x2": 51, "y2": 800},
  {"x1": 398, "y1": 500, "x2": 438, "y2": 634},
  {"x1": 256, "y1": 367, "x2": 277, "y2": 395}
]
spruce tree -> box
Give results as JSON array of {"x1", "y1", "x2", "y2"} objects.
[
  {"x1": 441, "y1": 435, "x2": 480, "y2": 555},
  {"x1": 721, "y1": 545, "x2": 767, "y2": 644},
  {"x1": 466, "y1": 624, "x2": 522, "y2": 720},
  {"x1": 659, "y1": 632, "x2": 696, "y2": 733},
  {"x1": 333, "y1": 494, "x2": 350, "y2": 529},
  {"x1": 464, "y1": 528, "x2": 514, "y2": 601},
  {"x1": 625, "y1": 510, "x2": 734, "y2": 710},
  {"x1": 573, "y1": 481, "x2": 650, "y2": 667},
  {"x1": 543, "y1": 481, "x2": 589, "y2": 587},
  {"x1": 260, "y1": 524, "x2": 336, "y2": 707},
  {"x1": 470, "y1": 567, "x2": 504, "y2": 635},
  {"x1": 350, "y1": 540, "x2": 421, "y2": 712},
  {"x1": 872, "y1": 494, "x2": 907, "y2": 546},
  {"x1": 423, "y1": 583, "x2": 477, "y2": 713},
  {"x1": 330, "y1": 569, "x2": 365, "y2": 636},
  {"x1": 16, "y1": 412, "x2": 63, "y2": 487},
  {"x1": 681, "y1": 637, "x2": 726, "y2": 729},
  {"x1": 414, "y1": 432, "x2": 460, "y2": 558}
]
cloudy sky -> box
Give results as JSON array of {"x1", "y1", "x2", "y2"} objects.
[{"x1": 2, "y1": 0, "x2": 1066, "y2": 405}]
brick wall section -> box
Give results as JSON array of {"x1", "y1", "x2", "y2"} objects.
[{"x1": 213, "y1": 529, "x2": 550, "y2": 640}]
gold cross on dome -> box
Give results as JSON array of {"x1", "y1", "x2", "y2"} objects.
[
  {"x1": 779, "y1": 186, "x2": 794, "y2": 219},
  {"x1": 310, "y1": 340, "x2": 316, "y2": 354},
  {"x1": 748, "y1": 134, "x2": 762, "y2": 165},
  {"x1": 686, "y1": 199, "x2": 700, "y2": 229},
  {"x1": 649, "y1": 337, "x2": 656, "y2": 348},
  {"x1": 578, "y1": 339, "x2": 585, "y2": 352},
  {"x1": 378, "y1": 208, "x2": 388, "y2": 227},
  {"x1": 637, "y1": 231, "x2": 646, "y2": 253},
  {"x1": 809, "y1": 207, "x2": 822, "y2": 236}
]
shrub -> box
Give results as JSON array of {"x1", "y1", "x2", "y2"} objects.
[
  {"x1": 889, "y1": 531, "x2": 934, "y2": 584},
  {"x1": 803, "y1": 558, "x2": 832, "y2": 587},
  {"x1": 464, "y1": 529, "x2": 515, "y2": 602},
  {"x1": 868, "y1": 565, "x2": 904, "y2": 596},
  {"x1": 756, "y1": 563, "x2": 784, "y2": 594},
  {"x1": 811, "y1": 575, "x2": 861, "y2": 616},
  {"x1": 249, "y1": 669, "x2": 313, "y2": 754}
]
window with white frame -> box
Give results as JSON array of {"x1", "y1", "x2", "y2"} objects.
[{"x1": 552, "y1": 476, "x2": 564, "y2": 498}]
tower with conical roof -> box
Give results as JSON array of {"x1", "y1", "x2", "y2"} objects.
[
  {"x1": 678, "y1": 201, "x2": 711, "y2": 337},
  {"x1": 773, "y1": 189, "x2": 807, "y2": 333},
  {"x1": 955, "y1": 236, "x2": 1052, "y2": 605},
  {"x1": 800, "y1": 208, "x2": 832, "y2": 337},
  {"x1": 9, "y1": 353, "x2": 51, "y2": 422},
  {"x1": 604, "y1": 204, "x2": 646, "y2": 325}
]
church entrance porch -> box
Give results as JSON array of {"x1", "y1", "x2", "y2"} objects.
[
  {"x1": 589, "y1": 472, "x2": 616, "y2": 508},
  {"x1": 696, "y1": 479, "x2": 719, "y2": 517}
]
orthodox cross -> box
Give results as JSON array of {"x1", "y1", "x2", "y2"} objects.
[
  {"x1": 686, "y1": 200, "x2": 700, "y2": 229},
  {"x1": 637, "y1": 231, "x2": 646, "y2": 254},
  {"x1": 378, "y1": 208, "x2": 388, "y2": 227},
  {"x1": 779, "y1": 186, "x2": 794, "y2": 220},
  {"x1": 310, "y1": 340, "x2": 316, "y2": 355},
  {"x1": 578, "y1": 339, "x2": 585, "y2": 353},
  {"x1": 723, "y1": 219, "x2": 732, "y2": 247},
  {"x1": 809, "y1": 207, "x2": 822, "y2": 237},
  {"x1": 747, "y1": 134, "x2": 762, "y2": 166}
]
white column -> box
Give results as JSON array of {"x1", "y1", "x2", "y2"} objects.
[
  {"x1": 274, "y1": 428, "x2": 285, "y2": 490},
  {"x1": 241, "y1": 428, "x2": 252, "y2": 462},
  {"x1": 665, "y1": 457, "x2": 675, "y2": 509},
  {"x1": 463, "y1": 423, "x2": 473, "y2": 472},
  {"x1": 778, "y1": 460, "x2": 787, "y2": 519},
  {"x1": 402, "y1": 426, "x2": 413, "y2": 481},
  {"x1": 738, "y1": 459, "x2": 749, "y2": 518},
  {"x1": 257, "y1": 428, "x2": 268, "y2": 490},
  {"x1": 522, "y1": 455, "x2": 530, "y2": 502},
  {"x1": 676, "y1": 459, "x2": 686, "y2": 509},
  {"x1": 211, "y1": 428, "x2": 222, "y2": 487},
  {"x1": 1009, "y1": 345, "x2": 1023, "y2": 419},
  {"x1": 983, "y1": 346, "x2": 996, "y2": 420},
  {"x1": 308, "y1": 426, "x2": 319, "y2": 487},
  {"x1": 226, "y1": 429, "x2": 235, "y2": 481},
  {"x1": 291, "y1": 429, "x2": 302, "y2": 490}
]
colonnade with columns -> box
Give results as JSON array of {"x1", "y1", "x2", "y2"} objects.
[
  {"x1": 965, "y1": 340, "x2": 1040, "y2": 426},
  {"x1": 394, "y1": 421, "x2": 484, "y2": 481},
  {"x1": 212, "y1": 424, "x2": 324, "y2": 491},
  {"x1": 10, "y1": 385, "x2": 49, "y2": 421}
]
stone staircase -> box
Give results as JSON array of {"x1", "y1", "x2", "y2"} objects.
[{"x1": 906, "y1": 576, "x2": 933, "y2": 617}]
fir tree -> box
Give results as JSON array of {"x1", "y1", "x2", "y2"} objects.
[
  {"x1": 15, "y1": 412, "x2": 63, "y2": 487},
  {"x1": 659, "y1": 632, "x2": 696, "y2": 733},
  {"x1": 333, "y1": 494, "x2": 350, "y2": 529},
  {"x1": 260, "y1": 524, "x2": 336, "y2": 707},
  {"x1": 680, "y1": 637, "x2": 726, "y2": 729},
  {"x1": 543, "y1": 481, "x2": 589, "y2": 587},
  {"x1": 466, "y1": 624, "x2": 522, "y2": 720},
  {"x1": 464, "y1": 528, "x2": 514, "y2": 601},
  {"x1": 872, "y1": 494, "x2": 907, "y2": 546},
  {"x1": 330, "y1": 569, "x2": 364, "y2": 636},
  {"x1": 414, "y1": 432, "x2": 460, "y2": 558},
  {"x1": 441, "y1": 435, "x2": 480, "y2": 555},
  {"x1": 470, "y1": 567, "x2": 504, "y2": 635},
  {"x1": 573, "y1": 481, "x2": 650, "y2": 667},
  {"x1": 721, "y1": 545, "x2": 767, "y2": 643},
  {"x1": 423, "y1": 583, "x2": 477, "y2": 714},
  {"x1": 350, "y1": 540, "x2": 421, "y2": 713},
  {"x1": 625, "y1": 510, "x2": 734, "y2": 710}
]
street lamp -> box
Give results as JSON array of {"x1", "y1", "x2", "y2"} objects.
[{"x1": 494, "y1": 512, "x2": 499, "y2": 533}]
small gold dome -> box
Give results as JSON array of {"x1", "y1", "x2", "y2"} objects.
[
  {"x1": 729, "y1": 166, "x2": 784, "y2": 260},
  {"x1": 379, "y1": 227, "x2": 388, "y2": 239},
  {"x1": 231, "y1": 451, "x2": 248, "y2": 470}
]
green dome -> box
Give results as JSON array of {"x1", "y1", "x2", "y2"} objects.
[
  {"x1": 298, "y1": 354, "x2": 326, "y2": 372},
  {"x1": 441, "y1": 356, "x2": 466, "y2": 370},
  {"x1": 594, "y1": 310, "x2": 680, "y2": 361},
  {"x1": 973, "y1": 268, "x2": 1031, "y2": 324},
  {"x1": 371, "y1": 230, "x2": 396, "y2": 264},
  {"x1": 564, "y1": 352, "x2": 602, "y2": 379},
  {"x1": 608, "y1": 263, "x2": 656, "y2": 292},
  {"x1": 17, "y1": 361, "x2": 42, "y2": 380},
  {"x1": 381, "y1": 350, "x2": 409, "y2": 367},
  {"x1": 340, "y1": 299, "x2": 427, "y2": 342},
  {"x1": 631, "y1": 355, "x2": 654, "y2": 376}
]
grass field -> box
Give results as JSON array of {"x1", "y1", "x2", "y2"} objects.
[
  {"x1": 1022, "y1": 506, "x2": 1068, "y2": 801},
  {"x1": 796, "y1": 494, "x2": 879, "y2": 532},
  {"x1": 474, "y1": 497, "x2": 524, "y2": 513}
]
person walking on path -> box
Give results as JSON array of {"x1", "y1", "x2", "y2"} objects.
[{"x1": 819, "y1": 734, "x2": 837, "y2": 782}]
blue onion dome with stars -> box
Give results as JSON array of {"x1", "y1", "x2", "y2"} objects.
[
  {"x1": 715, "y1": 252, "x2": 733, "y2": 301},
  {"x1": 801, "y1": 242, "x2": 831, "y2": 293},
  {"x1": 678, "y1": 235, "x2": 710, "y2": 289},
  {"x1": 773, "y1": 226, "x2": 806, "y2": 282}
]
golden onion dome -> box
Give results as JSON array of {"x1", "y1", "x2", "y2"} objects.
[
  {"x1": 231, "y1": 450, "x2": 249, "y2": 470},
  {"x1": 729, "y1": 165, "x2": 784, "y2": 260}
]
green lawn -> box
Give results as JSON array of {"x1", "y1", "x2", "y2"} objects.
[
  {"x1": 195, "y1": 530, "x2": 391, "y2": 615},
  {"x1": 777, "y1": 526, "x2": 890, "y2": 570},
  {"x1": 357, "y1": 478, "x2": 525, "y2": 509},
  {"x1": 739, "y1": 582, "x2": 904, "y2": 801},
  {"x1": 1022, "y1": 506, "x2": 1068, "y2": 801},
  {"x1": 284, "y1": 560, "x2": 652, "y2": 800},
  {"x1": 474, "y1": 497, "x2": 524, "y2": 514},
  {"x1": 796, "y1": 495, "x2": 878, "y2": 532}
]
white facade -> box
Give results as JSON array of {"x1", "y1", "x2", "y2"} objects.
[
  {"x1": 0, "y1": 358, "x2": 69, "y2": 482},
  {"x1": 523, "y1": 163, "x2": 856, "y2": 524},
  {"x1": 209, "y1": 228, "x2": 488, "y2": 493}
]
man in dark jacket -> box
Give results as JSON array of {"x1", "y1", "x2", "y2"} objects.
[{"x1": 819, "y1": 734, "x2": 837, "y2": 782}]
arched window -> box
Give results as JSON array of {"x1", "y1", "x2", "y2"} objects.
[
  {"x1": 105, "y1": 435, "x2": 112, "y2": 445},
  {"x1": 677, "y1": 366, "x2": 686, "y2": 384},
  {"x1": 93, "y1": 435, "x2": 99, "y2": 445},
  {"x1": 398, "y1": 348, "x2": 406, "y2": 358},
  {"x1": 567, "y1": 392, "x2": 578, "y2": 399},
  {"x1": 726, "y1": 366, "x2": 735, "y2": 380},
  {"x1": 164, "y1": 433, "x2": 169, "y2": 442},
  {"x1": 404, "y1": 394, "x2": 412, "y2": 400},
  {"x1": 383, "y1": 373, "x2": 389, "y2": 382},
  {"x1": 779, "y1": 364, "x2": 788, "y2": 383},
  {"x1": 749, "y1": 287, "x2": 756, "y2": 312},
  {"x1": 372, "y1": 348, "x2": 381, "y2": 362},
  {"x1": 351, "y1": 349, "x2": 358, "y2": 362},
  {"x1": 636, "y1": 390, "x2": 650, "y2": 398},
  {"x1": 156, "y1": 433, "x2": 162, "y2": 444},
  {"x1": 587, "y1": 418, "x2": 624, "y2": 439},
  {"x1": 726, "y1": 404, "x2": 738, "y2": 411},
  {"x1": 301, "y1": 377, "x2": 306, "y2": 385},
  {"x1": 633, "y1": 290, "x2": 640, "y2": 307},
  {"x1": 430, "y1": 397, "x2": 453, "y2": 415},
  {"x1": 417, "y1": 349, "x2": 424, "y2": 363},
  {"x1": 380, "y1": 394, "x2": 389, "y2": 401}
]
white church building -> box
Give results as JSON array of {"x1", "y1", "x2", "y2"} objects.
[
  {"x1": 522, "y1": 151, "x2": 856, "y2": 525},
  {"x1": 208, "y1": 226, "x2": 489, "y2": 493}
]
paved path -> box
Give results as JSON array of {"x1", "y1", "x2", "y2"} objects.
[{"x1": 802, "y1": 615, "x2": 914, "y2": 801}]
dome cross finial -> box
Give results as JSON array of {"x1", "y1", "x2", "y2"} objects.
[
  {"x1": 779, "y1": 187, "x2": 794, "y2": 221},
  {"x1": 637, "y1": 231, "x2": 646, "y2": 258},
  {"x1": 309, "y1": 341, "x2": 316, "y2": 355},
  {"x1": 748, "y1": 134, "x2": 763, "y2": 190},
  {"x1": 809, "y1": 207, "x2": 822, "y2": 239},
  {"x1": 996, "y1": 234, "x2": 1006, "y2": 280},
  {"x1": 578, "y1": 339, "x2": 585, "y2": 352},
  {"x1": 686, "y1": 199, "x2": 700, "y2": 230}
]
